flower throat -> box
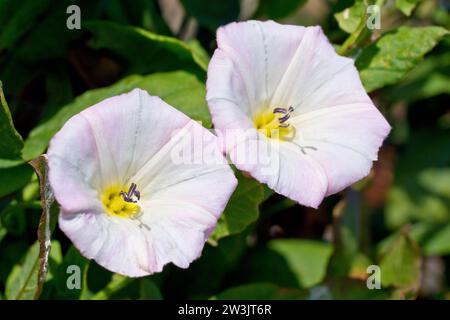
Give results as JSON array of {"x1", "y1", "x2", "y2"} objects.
[
  {"x1": 101, "y1": 183, "x2": 141, "y2": 218},
  {"x1": 254, "y1": 106, "x2": 295, "y2": 140}
]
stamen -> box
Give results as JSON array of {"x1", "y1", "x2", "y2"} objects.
[
  {"x1": 120, "y1": 182, "x2": 141, "y2": 203},
  {"x1": 102, "y1": 185, "x2": 140, "y2": 218},
  {"x1": 255, "y1": 106, "x2": 317, "y2": 152},
  {"x1": 278, "y1": 113, "x2": 291, "y2": 124},
  {"x1": 273, "y1": 106, "x2": 295, "y2": 125},
  {"x1": 299, "y1": 145, "x2": 317, "y2": 155},
  {"x1": 254, "y1": 106, "x2": 296, "y2": 140},
  {"x1": 273, "y1": 107, "x2": 288, "y2": 114}
]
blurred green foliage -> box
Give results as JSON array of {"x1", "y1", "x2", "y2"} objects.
[
  {"x1": 0, "y1": 82, "x2": 23, "y2": 159},
  {"x1": 0, "y1": 0, "x2": 449, "y2": 300}
]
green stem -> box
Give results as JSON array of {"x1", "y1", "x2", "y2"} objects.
[
  {"x1": 337, "y1": 0, "x2": 386, "y2": 56},
  {"x1": 338, "y1": 14, "x2": 368, "y2": 56},
  {"x1": 90, "y1": 275, "x2": 132, "y2": 300}
]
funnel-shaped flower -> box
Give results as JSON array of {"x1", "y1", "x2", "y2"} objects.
[
  {"x1": 207, "y1": 20, "x2": 390, "y2": 208},
  {"x1": 48, "y1": 89, "x2": 237, "y2": 277}
]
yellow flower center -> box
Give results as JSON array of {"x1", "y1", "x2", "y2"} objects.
[
  {"x1": 101, "y1": 185, "x2": 140, "y2": 218},
  {"x1": 253, "y1": 107, "x2": 295, "y2": 140}
]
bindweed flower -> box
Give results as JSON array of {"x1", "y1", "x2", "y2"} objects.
[
  {"x1": 207, "y1": 20, "x2": 391, "y2": 208},
  {"x1": 48, "y1": 89, "x2": 237, "y2": 277}
]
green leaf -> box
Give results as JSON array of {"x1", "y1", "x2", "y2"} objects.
[
  {"x1": 140, "y1": 278, "x2": 162, "y2": 300},
  {"x1": 255, "y1": 0, "x2": 307, "y2": 20},
  {"x1": 418, "y1": 168, "x2": 450, "y2": 199},
  {"x1": 0, "y1": 223, "x2": 7, "y2": 245},
  {"x1": 0, "y1": 0, "x2": 52, "y2": 50},
  {"x1": 385, "y1": 131, "x2": 450, "y2": 229},
  {"x1": 163, "y1": 234, "x2": 248, "y2": 299},
  {"x1": 269, "y1": 240, "x2": 333, "y2": 288},
  {"x1": 326, "y1": 191, "x2": 374, "y2": 281},
  {"x1": 422, "y1": 224, "x2": 450, "y2": 256},
  {"x1": 187, "y1": 40, "x2": 210, "y2": 71},
  {"x1": 22, "y1": 71, "x2": 211, "y2": 161},
  {"x1": 180, "y1": 0, "x2": 240, "y2": 31},
  {"x1": 324, "y1": 278, "x2": 392, "y2": 299},
  {"x1": 103, "y1": 0, "x2": 171, "y2": 35},
  {"x1": 380, "y1": 222, "x2": 448, "y2": 257},
  {"x1": 0, "y1": 240, "x2": 28, "y2": 286},
  {"x1": 0, "y1": 217, "x2": 8, "y2": 254},
  {"x1": 327, "y1": 196, "x2": 360, "y2": 278},
  {"x1": 29, "y1": 155, "x2": 57, "y2": 299},
  {"x1": 334, "y1": 0, "x2": 365, "y2": 34},
  {"x1": 0, "y1": 0, "x2": 101, "y2": 95},
  {"x1": 396, "y1": 0, "x2": 422, "y2": 16},
  {"x1": 41, "y1": 67, "x2": 74, "y2": 122},
  {"x1": 0, "y1": 164, "x2": 34, "y2": 197},
  {"x1": 387, "y1": 186, "x2": 449, "y2": 229},
  {"x1": 0, "y1": 201, "x2": 27, "y2": 236},
  {"x1": 0, "y1": 81, "x2": 23, "y2": 159},
  {"x1": 0, "y1": 159, "x2": 25, "y2": 169},
  {"x1": 5, "y1": 243, "x2": 39, "y2": 300},
  {"x1": 386, "y1": 50, "x2": 450, "y2": 102},
  {"x1": 209, "y1": 172, "x2": 264, "y2": 244},
  {"x1": 5, "y1": 240, "x2": 60, "y2": 300},
  {"x1": 356, "y1": 26, "x2": 449, "y2": 92},
  {"x1": 85, "y1": 20, "x2": 206, "y2": 76},
  {"x1": 378, "y1": 231, "x2": 421, "y2": 291},
  {"x1": 243, "y1": 239, "x2": 333, "y2": 289},
  {"x1": 211, "y1": 283, "x2": 308, "y2": 300}
]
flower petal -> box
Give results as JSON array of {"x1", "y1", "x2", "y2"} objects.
[
  {"x1": 50, "y1": 89, "x2": 237, "y2": 276},
  {"x1": 78, "y1": 89, "x2": 190, "y2": 187},
  {"x1": 270, "y1": 26, "x2": 372, "y2": 114},
  {"x1": 59, "y1": 210, "x2": 159, "y2": 277},
  {"x1": 228, "y1": 132, "x2": 328, "y2": 208},
  {"x1": 207, "y1": 20, "x2": 390, "y2": 206},
  {"x1": 207, "y1": 20, "x2": 306, "y2": 116},
  {"x1": 291, "y1": 103, "x2": 391, "y2": 195},
  {"x1": 48, "y1": 114, "x2": 104, "y2": 213}
]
